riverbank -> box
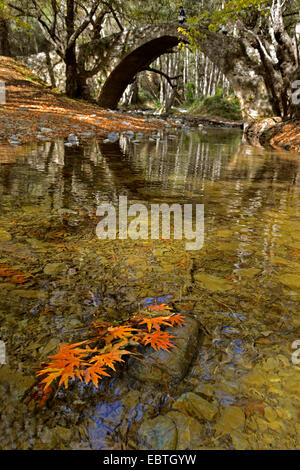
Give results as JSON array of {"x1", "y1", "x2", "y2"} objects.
[
  {"x1": 0, "y1": 56, "x2": 242, "y2": 149},
  {"x1": 244, "y1": 118, "x2": 300, "y2": 152},
  {"x1": 0, "y1": 57, "x2": 174, "y2": 146}
]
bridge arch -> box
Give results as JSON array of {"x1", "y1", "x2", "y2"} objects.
[
  {"x1": 96, "y1": 23, "x2": 272, "y2": 119},
  {"x1": 98, "y1": 35, "x2": 179, "y2": 109}
]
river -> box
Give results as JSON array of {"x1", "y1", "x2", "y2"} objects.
[{"x1": 0, "y1": 127, "x2": 299, "y2": 449}]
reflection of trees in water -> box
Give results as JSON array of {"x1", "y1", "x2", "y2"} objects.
[
  {"x1": 118, "y1": 133, "x2": 300, "y2": 273},
  {"x1": 1, "y1": 134, "x2": 300, "y2": 276},
  {"x1": 1, "y1": 134, "x2": 300, "y2": 224},
  {"x1": 1, "y1": 134, "x2": 299, "y2": 295}
]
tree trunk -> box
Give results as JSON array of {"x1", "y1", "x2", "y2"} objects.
[
  {"x1": 45, "y1": 52, "x2": 56, "y2": 88},
  {"x1": 65, "y1": 0, "x2": 80, "y2": 98},
  {"x1": 165, "y1": 86, "x2": 177, "y2": 113},
  {"x1": 65, "y1": 45, "x2": 80, "y2": 97},
  {"x1": 128, "y1": 78, "x2": 139, "y2": 105},
  {"x1": 0, "y1": 18, "x2": 11, "y2": 57}
]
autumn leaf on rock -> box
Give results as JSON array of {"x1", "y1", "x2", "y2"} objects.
[
  {"x1": 140, "y1": 330, "x2": 176, "y2": 351},
  {"x1": 89, "y1": 342, "x2": 132, "y2": 371},
  {"x1": 104, "y1": 325, "x2": 138, "y2": 344},
  {"x1": 138, "y1": 313, "x2": 185, "y2": 331},
  {"x1": 168, "y1": 314, "x2": 185, "y2": 327},
  {"x1": 147, "y1": 303, "x2": 172, "y2": 312},
  {"x1": 138, "y1": 315, "x2": 173, "y2": 332},
  {"x1": 84, "y1": 363, "x2": 111, "y2": 388},
  {"x1": 36, "y1": 341, "x2": 89, "y2": 390},
  {"x1": 38, "y1": 368, "x2": 64, "y2": 391},
  {"x1": 36, "y1": 303, "x2": 185, "y2": 403},
  {"x1": 84, "y1": 343, "x2": 132, "y2": 387}
]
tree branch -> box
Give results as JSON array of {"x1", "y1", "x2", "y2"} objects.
[
  {"x1": 145, "y1": 67, "x2": 182, "y2": 88},
  {"x1": 102, "y1": 1, "x2": 124, "y2": 32},
  {"x1": 67, "y1": 0, "x2": 103, "y2": 47}
]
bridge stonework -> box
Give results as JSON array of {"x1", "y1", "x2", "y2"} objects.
[{"x1": 90, "y1": 23, "x2": 272, "y2": 120}]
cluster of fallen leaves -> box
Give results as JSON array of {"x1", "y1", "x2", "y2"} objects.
[
  {"x1": 35, "y1": 304, "x2": 185, "y2": 406},
  {"x1": 0, "y1": 264, "x2": 32, "y2": 284}
]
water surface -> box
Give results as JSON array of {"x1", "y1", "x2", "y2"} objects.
[{"x1": 0, "y1": 128, "x2": 299, "y2": 449}]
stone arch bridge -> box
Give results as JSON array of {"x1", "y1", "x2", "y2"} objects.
[{"x1": 82, "y1": 23, "x2": 271, "y2": 119}]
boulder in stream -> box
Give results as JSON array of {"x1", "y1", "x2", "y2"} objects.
[{"x1": 127, "y1": 316, "x2": 202, "y2": 386}]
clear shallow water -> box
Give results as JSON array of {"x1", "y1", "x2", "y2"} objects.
[{"x1": 0, "y1": 128, "x2": 299, "y2": 449}]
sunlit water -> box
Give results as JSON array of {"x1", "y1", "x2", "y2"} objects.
[{"x1": 0, "y1": 128, "x2": 299, "y2": 449}]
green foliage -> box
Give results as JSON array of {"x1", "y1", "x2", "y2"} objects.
[
  {"x1": 189, "y1": 87, "x2": 242, "y2": 120},
  {"x1": 0, "y1": 1, "x2": 31, "y2": 29},
  {"x1": 208, "y1": 0, "x2": 269, "y2": 30},
  {"x1": 183, "y1": 0, "x2": 270, "y2": 50}
]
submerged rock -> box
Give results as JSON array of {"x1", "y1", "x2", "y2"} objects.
[
  {"x1": 138, "y1": 415, "x2": 177, "y2": 450},
  {"x1": 215, "y1": 406, "x2": 245, "y2": 434},
  {"x1": 0, "y1": 366, "x2": 35, "y2": 399},
  {"x1": 173, "y1": 392, "x2": 218, "y2": 421},
  {"x1": 0, "y1": 229, "x2": 12, "y2": 242},
  {"x1": 12, "y1": 289, "x2": 46, "y2": 299},
  {"x1": 194, "y1": 272, "x2": 233, "y2": 292},
  {"x1": 43, "y1": 262, "x2": 67, "y2": 276},
  {"x1": 166, "y1": 411, "x2": 203, "y2": 450},
  {"x1": 127, "y1": 316, "x2": 201, "y2": 385}
]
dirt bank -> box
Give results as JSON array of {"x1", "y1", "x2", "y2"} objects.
[
  {"x1": 244, "y1": 118, "x2": 300, "y2": 152},
  {"x1": 0, "y1": 56, "x2": 243, "y2": 151},
  {"x1": 0, "y1": 56, "x2": 171, "y2": 146}
]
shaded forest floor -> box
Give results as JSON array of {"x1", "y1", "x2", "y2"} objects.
[{"x1": 0, "y1": 56, "x2": 168, "y2": 146}]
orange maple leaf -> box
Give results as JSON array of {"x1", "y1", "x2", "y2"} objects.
[
  {"x1": 11, "y1": 274, "x2": 31, "y2": 284},
  {"x1": 138, "y1": 315, "x2": 172, "y2": 332},
  {"x1": 84, "y1": 363, "x2": 111, "y2": 387},
  {"x1": 140, "y1": 330, "x2": 176, "y2": 351},
  {"x1": 168, "y1": 314, "x2": 185, "y2": 327},
  {"x1": 38, "y1": 385, "x2": 53, "y2": 408},
  {"x1": 0, "y1": 267, "x2": 15, "y2": 277},
  {"x1": 147, "y1": 304, "x2": 172, "y2": 312},
  {"x1": 93, "y1": 320, "x2": 112, "y2": 330},
  {"x1": 36, "y1": 341, "x2": 89, "y2": 390},
  {"x1": 89, "y1": 343, "x2": 132, "y2": 370},
  {"x1": 93, "y1": 320, "x2": 112, "y2": 337},
  {"x1": 84, "y1": 343, "x2": 132, "y2": 387},
  {"x1": 104, "y1": 325, "x2": 138, "y2": 344},
  {"x1": 0, "y1": 265, "x2": 32, "y2": 283}
]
